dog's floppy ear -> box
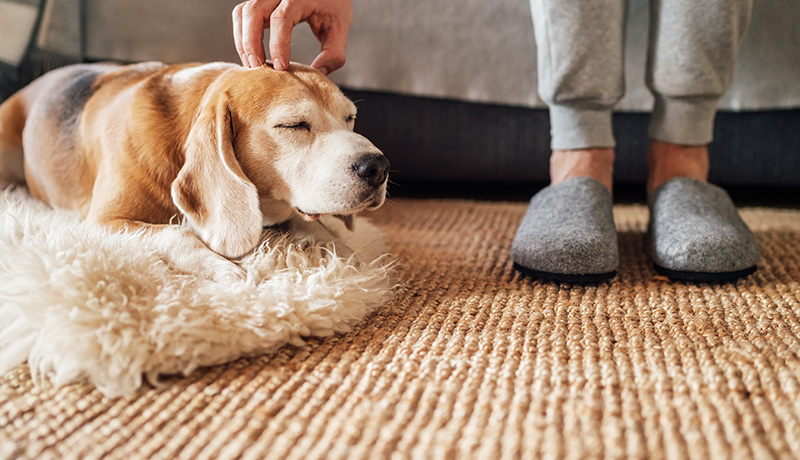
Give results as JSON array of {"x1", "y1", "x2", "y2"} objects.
[{"x1": 172, "y1": 88, "x2": 262, "y2": 259}]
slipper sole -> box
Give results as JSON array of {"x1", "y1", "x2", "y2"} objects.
[
  {"x1": 514, "y1": 262, "x2": 616, "y2": 284},
  {"x1": 653, "y1": 263, "x2": 756, "y2": 282}
]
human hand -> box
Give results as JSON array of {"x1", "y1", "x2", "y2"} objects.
[{"x1": 232, "y1": 0, "x2": 353, "y2": 75}]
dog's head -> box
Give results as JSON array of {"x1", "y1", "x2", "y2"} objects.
[{"x1": 171, "y1": 62, "x2": 388, "y2": 259}]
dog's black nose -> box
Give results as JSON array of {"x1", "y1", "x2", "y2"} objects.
[{"x1": 352, "y1": 154, "x2": 390, "y2": 187}]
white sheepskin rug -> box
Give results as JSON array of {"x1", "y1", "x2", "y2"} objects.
[{"x1": 0, "y1": 188, "x2": 394, "y2": 397}]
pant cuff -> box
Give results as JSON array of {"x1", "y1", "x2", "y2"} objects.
[
  {"x1": 549, "y1": 105, "x2": 615, "y2": 150},
  {"x1": 649, "y1": 96, "x2": 719, "y2": 145}
]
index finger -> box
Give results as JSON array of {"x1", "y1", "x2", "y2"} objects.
[{"x1": 241, "y1": 1, "x2": 271, "y2": 66}]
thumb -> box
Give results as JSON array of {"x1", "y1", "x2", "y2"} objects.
[
  {"x1": 310, "y1": 50, "x2": 346, "y2": 75},
  {"x1": 310, "y1": 31, "x2": 348, "y2": 75}
]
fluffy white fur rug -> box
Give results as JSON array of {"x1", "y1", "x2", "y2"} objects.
[{"x1": 0, "y1": 188, "x2": 394, "y2": 397}]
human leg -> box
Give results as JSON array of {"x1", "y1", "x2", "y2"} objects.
[
  {"x1": 645, "y1": 0, "x2": 758, "y2": 280},
  {"x1": 646, "y1": 0, "x2": 752, "y2": 151},
  {"x1": 532, "y1": 0, "x2": 624, "y2": 192},
  {"x1": 511, "y1": 0, "x2": 626, "y2": 282},
  {"x1": 646, "y1": 141, "x2": 708, "y2": 195},
  {"x1": 645, "y1": 0, "x2": 752, "y2": 193},
  {"x1": 551, "y1": 148, "x2": 615, "y2": 193}
]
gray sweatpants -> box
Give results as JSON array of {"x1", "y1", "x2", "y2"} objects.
[{"x1": 530, "y1": 0, "x2": 752, "y2": 150}]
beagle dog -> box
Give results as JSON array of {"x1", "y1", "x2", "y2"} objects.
[{"x1": 0, "y1": 61, "x2": 389, "y2": 280}]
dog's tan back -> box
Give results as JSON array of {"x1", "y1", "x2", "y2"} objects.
[
  {"x1": 0, "y1": 61, "x2": 389, "y2": 279},
  {"x1": 3, "y1": 63, "x2": 177, "y2": 217}
]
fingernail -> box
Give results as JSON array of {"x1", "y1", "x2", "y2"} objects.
[
  {"x1": 318, "y1": 67, "x2": 330, "y2": 76},
  {"x1": 247, "y1": 54, "x2": 261, "y2": 68},
  {"x1": 273, "y1": 58, "x2": 283, "y2": 71}
]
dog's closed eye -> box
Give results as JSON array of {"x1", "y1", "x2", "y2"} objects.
[{"x1": 275, "y1": 121, "x2": 311, "y2": 131}]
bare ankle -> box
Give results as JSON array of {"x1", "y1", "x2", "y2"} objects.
[
  {"x1": 550, "y1": 148, "x2": 615, "y2": 193},
  {"x1": 647, "y1": 141, "x2": 709, "y2": 195}
]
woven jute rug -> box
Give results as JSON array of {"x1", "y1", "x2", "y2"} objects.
[{"x1": 2, "y1": 198, "x2": 800, "y2": 459}]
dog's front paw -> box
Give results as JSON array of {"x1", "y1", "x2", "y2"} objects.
[
  {"x1": 150, "y1": 226, "x2": 247, "y2": 282},
  {"x1": 185, "y1": 250, "x2": 247, "y2": 282},
  {"x1": 203, "y1": 257, "x2": 246, "y2": 283},
  {"x1": 284, "y1": 217, "x2": 358, "y2": 259}
]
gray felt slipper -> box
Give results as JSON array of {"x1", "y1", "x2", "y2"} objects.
[
  {"x1": 649, "y1": 177, "x2": 759, "y2": 281},
  {"x1": 511, "y1": 176, "x2": 619, "y2": 283}
]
